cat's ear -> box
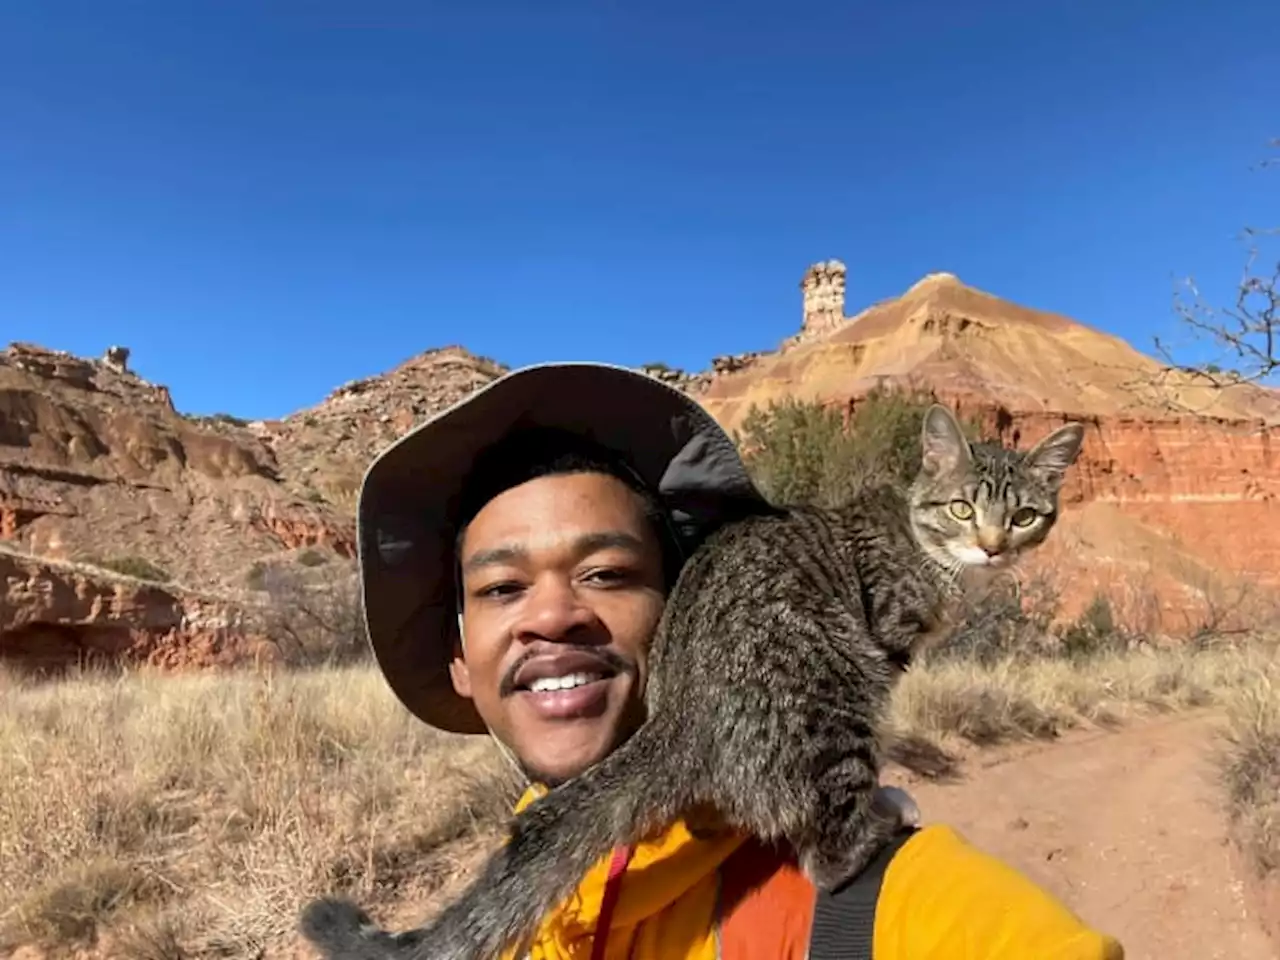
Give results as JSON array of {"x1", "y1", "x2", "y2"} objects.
[
  {"x1": 1023, "y1": 422, "x2": 1085, "y2": 489},
  {"x1": 920, "y1": 404, "x2": 972, "y2": 475}
]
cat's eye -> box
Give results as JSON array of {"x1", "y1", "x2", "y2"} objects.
[
  {"x1": 1011, "y1": 507, "x2": 1038, "y2": 528},
  {"x1": 947, "y1": 500, "x2": 975, "y2": 521}
]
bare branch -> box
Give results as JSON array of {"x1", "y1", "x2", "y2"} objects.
[
  {"x1": 252, "y1": 561, "x2": 368, "y2": 667},
  {"x1": 1157, "y1": 247, "x2": 1280, "y2": 387},
  {"x1": 1138, "y1": 137, "x2": 1279, "y2": 405}
]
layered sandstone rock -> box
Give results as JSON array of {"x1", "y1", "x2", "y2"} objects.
[
  {"x1": 0, "y1": 341, "x2": 508, "y2": 670},
  {"x1": 0, "y1": 547, "x2": 275, "y2": 672},
  {"x1": 694, "y1": 267, "x2": 1280, "y2": 628},
  {"x1": 0, "y1": 341, "x2": 353, "y2": 593},
  {"x1": 794, "y1": 259, "x2": 848, "y2": 343},
  {"x1": 5, "y1": 263, "x2": 1278, "y2": 664}
]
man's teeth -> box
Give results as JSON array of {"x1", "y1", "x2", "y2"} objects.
[{"x1": 528, "y1": 673, "x2": 603, "y2": 694}]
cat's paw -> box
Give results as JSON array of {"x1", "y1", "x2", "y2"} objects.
[
  {"x1": 299, "y1": 896, "x2": 397, "y2": 957},
  {"x1": 801, "y1": 805, "x2": 902, "y2": 891},
  {"x1": 299, "y1": 895, "x2": 368, "y2": 937},
  {"x1": 872, "y1": 784, "x2": 921, "y2": 828}
]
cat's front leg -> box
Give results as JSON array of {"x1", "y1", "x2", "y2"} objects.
[{"x1": 798, "y1": 799, "x2": 900, "y2": 892}]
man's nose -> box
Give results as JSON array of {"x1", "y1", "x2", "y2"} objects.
[{"x1": 515, "y1": 579, "x2": 596, "y2": 641}]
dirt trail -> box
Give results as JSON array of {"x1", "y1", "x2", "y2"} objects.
[{"x1": 885, "y1": 711, "x2": 1274, "y2": 959}]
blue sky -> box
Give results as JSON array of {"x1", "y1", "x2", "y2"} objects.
[{"x1": 3, "y1": 1, "x2": 1276, "y2": 419}]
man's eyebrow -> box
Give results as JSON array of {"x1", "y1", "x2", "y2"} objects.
[
  {"x1": 462, "y1": 545, "x2": 526, "y2": 572},
  {"x1": 461, "y1": 531, "x2": 646, "y2": 573},
  {"x1": 575, "y1": 531, "x2": 646, "y2": 555}
]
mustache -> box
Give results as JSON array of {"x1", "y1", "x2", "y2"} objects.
[{"x1": 499, "y1": 645, "x2": 637, "y2": 698}]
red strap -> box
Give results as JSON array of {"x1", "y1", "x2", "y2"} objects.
[{"x1": 590, "y1": 844, "x2": 635, "y2": 960}]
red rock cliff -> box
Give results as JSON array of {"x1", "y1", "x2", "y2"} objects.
[
  {"x1": 0, "y1": 341, "x2": 505, "y2": 670},
  {"x1": 0, "y1": 341, "x2": 355, "y2": 592},
  {"x1": 693, "y1": 271, "x2": 1280, "y2": 630},
  {"x1": 0, "y1": 547, "x2": 276, "y2": 672}
]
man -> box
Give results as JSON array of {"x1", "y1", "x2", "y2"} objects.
[{"x1": 356, "y1": 361, "x2": 1124, "y2": 959}]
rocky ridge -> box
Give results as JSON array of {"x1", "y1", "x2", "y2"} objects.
[
  {"x1": 0, "y1": 341, "x2": 352, "y2": 593},
  {"x1": 693, "y1": 269, "x2": 1280, "y2": 628},
  {"x1": 0, "y1": 342, "x2": 507, "y2": 672},
  {"x1": 259, "y1": 346, "x2": 509, "y2": 507},
  {"x1": 4, "y1": 263, "x2": 1279, "y2": 670}
]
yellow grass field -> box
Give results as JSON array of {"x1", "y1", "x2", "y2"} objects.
[{"x1": 2, "y1": 635, "x2": 1277, "y2": 958}]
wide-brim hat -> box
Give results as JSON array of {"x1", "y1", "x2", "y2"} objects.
[{"x1": 356, "y1": 361, "x2": 769, "y2": 734}]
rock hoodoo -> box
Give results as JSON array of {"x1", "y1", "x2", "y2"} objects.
[
  {"x1": 102, "y1": 344, "x2": 131, "y2": 373},
  {"x1": 797, "y1": 258, "x2": 848, "y2": 342}
]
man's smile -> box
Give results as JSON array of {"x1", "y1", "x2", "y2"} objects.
[{"x1": 505, "y1": 648, "x2": 628, "y2": 720}]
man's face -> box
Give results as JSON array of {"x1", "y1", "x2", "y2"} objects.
[{"x1": 449, "y1": 471, "x2": 667, "y2": 785}]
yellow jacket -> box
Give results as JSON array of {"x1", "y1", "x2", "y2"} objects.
[{"x1": 506, "y1": 787, "x2": 1124, "y2": 960}]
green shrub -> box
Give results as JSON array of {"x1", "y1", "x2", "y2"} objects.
[
  {"x1": 929, "y1": 576, "x2": 1062, "y2": 667},
  {"x1": 90, "y1": 556, "x2": 171, "y2": 584},
  {"x1": 245, "y1": 561, "x2": 268, "y2": 590},
  {"x1": 1056, "y1": 593, "x2": 1133, "y2": 660},
  {"x1": 736, "y1": 386, "x2": 977, "y2": 507}
]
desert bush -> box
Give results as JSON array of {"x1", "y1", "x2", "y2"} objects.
[
  {"x1": 927, "y1": 575, "x2": 1062, "y2": 667},
  {"x1": 245, "y1": 560, "x2": 268, "y2": 590},
  {"x1": 927, "y1": 576, "x2": 1140, "y2": 671},
  {"x1": 297, "y1": 547, "x2": 329, "y2": 567},
  {"x1": 1219, "y1": 667, "x2": 1280, "y2": 876},
  {"x1": 736, "y1": 386, "x2": 972, "y2": 507},
  {"x1": 253, "y1": 562, "x2": 370, "y2": 666},
  {"x1": 86, "y1": 554, "x2": 172, "y2": 583},
  {"x1": 1055, "y1": 593, "x2": 1139, "y2": 660},
  {"x1": 1153, "y1": 137, "x2": 1278, "y2": 390}
]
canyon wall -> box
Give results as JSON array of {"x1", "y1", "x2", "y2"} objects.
[
  {"x1": 0, "y1": 548, "x2": 275, "y2": 673},
  {"x1": 0, "y1": 341, "x2": 503, "y2": 671},
  {"x1": 693, "y1": 268, "x2": 1280, "y2": 630},
  {"x1": 5, "y1": 263, "x2": 1278, "y2": 668}
]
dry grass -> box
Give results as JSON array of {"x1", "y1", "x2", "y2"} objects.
[
  {"x1": 894, "y1": 637, "x2": 1279, "y2": 752},
  {"x1": 0, "y1": 664, "x2": 518, "y2": 958},
  {"x1": 3, "y1": 636, "x2": 1278, "y2": 958},
  {"x1": 1217, "y1": 661, "x2": 1280, "y2": 878}
]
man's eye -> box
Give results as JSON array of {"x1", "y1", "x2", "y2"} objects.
[
  {"x1": 477, "y1": 581, "x2": 522, "y2": 599},
  {"x1": 583, "y1": 567, "x2": 629, "y2": 585}
]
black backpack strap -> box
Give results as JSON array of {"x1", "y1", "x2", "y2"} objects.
[{"x1": 807, "y1": 827, "x2": 918, "y2": 960}]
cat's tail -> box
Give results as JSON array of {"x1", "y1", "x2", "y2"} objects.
[
  {"x1": 299, "y1": 714, "x2": 688, "y2": 960},
  {"x1": 428, "y1": 714, "x2": 690, "y2": 959}
]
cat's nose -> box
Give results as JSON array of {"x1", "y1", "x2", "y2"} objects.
[{"x1": 977, "y1": 529, "x2": 1008, "y2": 555}]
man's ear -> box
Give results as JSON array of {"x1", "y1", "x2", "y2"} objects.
[{"x1": 448, "y1": 615, "x2": 473, "y2": 698}]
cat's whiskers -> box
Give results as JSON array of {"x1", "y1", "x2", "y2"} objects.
[{"x1": 911, "y1": 539, "x2": 966, "y2": 597}]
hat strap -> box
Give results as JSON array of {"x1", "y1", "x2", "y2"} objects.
[{"x1": 459, "y1": 610, "x2": 532, "y2": 787}]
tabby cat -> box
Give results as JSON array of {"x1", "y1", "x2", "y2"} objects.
[{"x1": 300, "y1": 404, "x2": 1085, "y2": 960}]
